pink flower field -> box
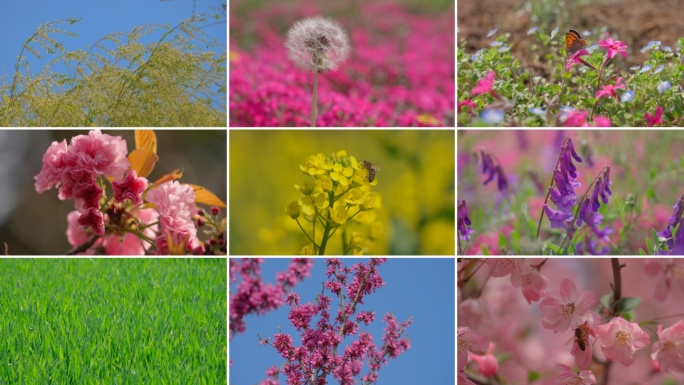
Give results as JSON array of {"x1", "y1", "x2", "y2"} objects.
[{"x1": 230, "y1": 0, "x2": 455, "y2": 127}]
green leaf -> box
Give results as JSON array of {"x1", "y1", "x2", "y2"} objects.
[
  {"x1": 616, "y1": 297, "x2": 641, "y2": 313},
  {"x1": 601, "y1": 293, "x2": 613, "y2": 308}
]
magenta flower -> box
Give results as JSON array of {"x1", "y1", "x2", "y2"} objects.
[
  {"x1": 551, "y1": 364, "x2": 596, "y2": 385},
  {"x1": 563, "y1": 109, "x2": 589, "y2": 127},
  {"x1": 596, "y1": 316, "x2": 650, "y2": 366},
  {"x1": 651, "y1": 319, "x2": 684, "y2": 374},
  {"x1": 539, "y1": 278, "x2": 596, "y2": 333},
  {"x1": 471, "y1": 71, "x2": 496, "y2": 96},
  {"x1": 565, "y1": 49, "x2": 589, "y2": 71},
  {"x1": 598, "y1": 37, "x2": 628, "y2": 59},
  {"x1": 458, "y1": 99, "x2": 477, "y2": 115},
  {"x1": 645, "y1": 106, "x2": 664, "y2": 126},
  {"x1": 112, "y1": 170, "x2": 148, "y2": 205},
  {"x1": 458, "y1": 327, "x2": 489, "y2": 371},
  {"x1": 595, "y1": 77, "x2": 625, "y2": 100},
  {"x1": 593, "y1": 115, "x2": 611, "y2": 127},
  {"x1": 644, "y1": 259, "x2": 684, "y2": 301}
]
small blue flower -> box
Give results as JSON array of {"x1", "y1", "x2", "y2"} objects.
[
  {"x1": 639, "y1": 64, "x2": 652, "y2": 73},
  {"x1": 630, "y1": 65, "x2": 641, "y2": 71},
  {"x1": 620, "y1": 90, "x2": 634, "y2": 103},
  {"x1": 490, "y1": 41, "x2": 503, "y2": 47},
  {"x1": 653, "y1": 65, "x2": 664, "y2": 74},
  {"x1": 550, "y1": 27, "x2": 559, "y2": 39},
  {"x1": 498, "y1": 46, "x2": 510, "y2": 53},
  {"x1": 663, "y1": 46, "x2": 673, "y2": 52},
  {"x1": 657, "y1": 81, "x2": 671, "y2": 94},
  {"x1": 471, "y1": 49, "x2": 485, "y2": 62},
  {"x1": 487, "y1": 28, "x2": 498, "y2": 38},
  {"x1": 480, "y1": 109, "x2": 505, "y2": 124},
  {"x1": 527, "y1": 27, "x2": 538, "y2": 35},
  {"x1": 640, "y1": 40, "x2": 661, "y2": 53},
  {"x1": 529, "y1": 107, "x2": 546, "y2": 116}
]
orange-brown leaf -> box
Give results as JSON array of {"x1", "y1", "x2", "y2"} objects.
[
  {"x1": 135, "y1": 130, "x2": 157, "y2": 153},
  {"x1": 128, "y1": 148, "x2": 159, "y2": 178},
  {"x1": 154, "y1": 168, "x2": 184, "y2": 185},
  {"x1": 190, "y1": 184, "x2": 226, "y2": 208}
]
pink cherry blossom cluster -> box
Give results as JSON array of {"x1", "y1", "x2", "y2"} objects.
[
  {"x1": 34, "y1": 130, "x2": 134, "y2": 236},
  {"x1": 257, "y1": 258, "x2": 412, "y2": 385},
  {"x1": 229, "y1": 258, "x2": 314, "y2": 339},
  {"x1": 230, "y1": 1, "x2": 454, "y2": 126},
  {"x1": 458, "y1": 258, "x2": 684, "y2": 384},
  {"x1": 34, "y1": 130, "x2": 225, "y2": 255}
]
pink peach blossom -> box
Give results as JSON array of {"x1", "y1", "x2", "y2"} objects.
[
  {"x1": 458, "y1": 327, "x2": 489, "y2": 371},
  {"x1": 596, "y1": 316, "x2": 650, "y2": 366},
  {"x1": 651, "y1": 319, "x2": 684, "y2": 374},
  {"x1": 551, "y1": 364, "x2": 596, "y2": 385},
  {"x1": 539, "y1": 278, "x2": 596, "y2": 333}
]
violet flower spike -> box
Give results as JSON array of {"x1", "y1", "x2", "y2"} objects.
[{"x1": 458, "y1": 200, "x2": 475, "y2": 242}]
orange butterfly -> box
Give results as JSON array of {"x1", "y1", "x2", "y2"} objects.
[{"x1": 565, "y1": 29, "x2": 587, "y2": 54}]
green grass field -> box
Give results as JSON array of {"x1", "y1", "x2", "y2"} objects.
[{"x1": 0, "y1": 259, "x2": 226, "y2": 384}]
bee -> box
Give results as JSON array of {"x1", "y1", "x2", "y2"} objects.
[
  {"x1": 574, "y1": 325, "x2": 588, "y2": 351},
  {"x1": 360, "y1": 160, "x2": 380, "y2": 182}
]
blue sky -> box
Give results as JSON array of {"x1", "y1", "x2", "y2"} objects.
[
  {"x1": 229, "y1": 258, "x2": 455, "y2": 385},
  {"x1": 0, "y1": 0, "x2": 226, "y2": 80}
]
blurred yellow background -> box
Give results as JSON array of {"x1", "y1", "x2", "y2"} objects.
[{"x1": 229, "y1": 130, "x2": 455, "y2": 255}]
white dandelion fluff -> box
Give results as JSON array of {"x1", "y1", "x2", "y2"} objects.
[{"x1": 285, "y1": 16, "x2": 351, "y2": 72}]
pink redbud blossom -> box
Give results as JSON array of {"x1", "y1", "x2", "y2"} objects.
[
  {"x1": 596, "y1": 316, "x2": 650, "y2": 366},
  {"x1": 112, "y1": 170, "x2": 148, "y2": 205},
  {"x1": 651, "y1": 319, "x2": 684, "y2": 374},
  {"x1": 551, "y1": 364, "x2": 596, "y2": 385},
  {"x1": 644, "y1": 259, "x2": 684, "y2": 302},
  {"x1": 539, "y1": 278, "x2": 596, "y2": 333},
  {"x1": 469, "y1": 342, "x2": 498, "y2": 377},
  {"x1": 458, "y1": 327, "x2": 489, "y2": 371}
]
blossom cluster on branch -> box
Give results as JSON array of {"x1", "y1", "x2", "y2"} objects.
[{"x1": 35, "y1": 129, "x2": 226, "y2": 255}]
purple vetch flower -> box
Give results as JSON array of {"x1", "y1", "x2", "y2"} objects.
[
  {"x1": 478, "y1": 149, "x2": 509, "y2": 193},
  {"x1": 458, "y1": 200, "x2": 475, "y2": 241},
  {"x1": 576, "y1": 237, "x2": 609, "y2": 255},
  {"x1": 543, "y1": 205, "x2": 573, "y2": 229},
  {"x1": 544, "y1": 138, "x2": 583, "y2": 229},
  {"x1": 575, "y1": 167, "x2": 613, "y2": 251},
  {"x1": 658, "y1": 194, "x2": 684, "y2": 254}
]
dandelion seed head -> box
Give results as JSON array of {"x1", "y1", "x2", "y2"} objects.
[{"x1": 285, "y1": 16, "x2": 351, "y2": 72}]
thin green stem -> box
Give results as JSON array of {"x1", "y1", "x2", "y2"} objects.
[
  {"x1": 296, "y1": 218, "x2": 319, "y2": 250},
  {"x1": 317, "y1": 191, "x2": 335, "y2": 255}
]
